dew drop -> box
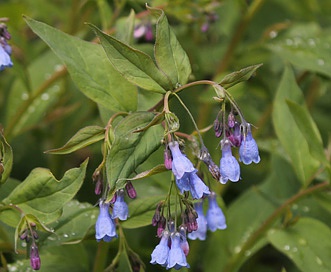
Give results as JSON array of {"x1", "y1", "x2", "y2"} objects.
[
  {"x1": 286, "y1": 39, "x2": 293, "y2": 46},
  {"x1": 21, "y1": 93, "x2": 29, "y2": 100},
  {"x1": 269, "y1": 31, "x2": 278, "y2": 39},
  {"x1": 302, "y1": 206, "x2": 310, "y2": 212},
  {"x1": 41, "y1": 93, "x2": 50, "y2": 101},
  {"x1": 71, "y1": 232, "x2": 76, "y2": 236},
  {"x1": 308, "y1": 38, "x2": 316, "y2": 47},
  {"x1": 316, "y1": 256, "x2": 323, "y2": 266},
  {"x1": 21, "y1": 241, "x2": 27, "y2": 248},
  {"x1": 234, "y1": 246, "x2": 242, "y2": 253},
  {"x1": 54, "y1": 64, "x2": 63, "y2": 71},
  {"x1": 284, "y1": 245, "x2": 290, "y2": 251},
  {"x1": 8, "y1": 266, "x2": 18, "y2": 272},
  {"x1": 299, "y1": 238, "x2": 307, "y2": 245},
  {"x1": 91, "y1": 214, "x2": 96, "y2": 219},
  {"x1": 63, "y1": 233, "x2": 69, "y2": 238},
  {"x1": 292, "y1": 204, "x2": 298, "y2": 210},
  {"x1": 317, "y1": 59, "x2": 325, "y2": 66},
  {"x1": 47, "y1": 236, "x2": 56, "y2": 241},
  {"x1": 292, "y1": 247, "x2": 298, "y2": 253},
  {"x1": 244, "y1": 250, "x2": 252, "y2": 256}
]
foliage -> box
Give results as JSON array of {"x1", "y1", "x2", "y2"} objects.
[{"x1": 0, "y1": 0, "x2": 331, "y2": 272}]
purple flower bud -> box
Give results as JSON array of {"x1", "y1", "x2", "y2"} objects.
[
  {"x1": 214, "y1": 118, "x2": 223, "y2": 138},
  {"x1": 157, "y1": 217, "x2": 166, "y2": 237},
  {"x1": 125, "y1": 181, "x2": 137, "y2": 199},
  {"x1": 183, "y1": 208, "x2": 198, "y2": 233},
  {"x1": 228, "y1": 112, "x2": 236, "y2": 128},
  {"x1": 30, "y1": 245, "x2": 41, "y2": 270},
  {"x1": 179, "y1": 226, "x2": 190, "y2": 256},
  {"x1": 164, "y1": 147, "x2": 172, "y2": 170},
  {"x1": 227, "y1": 122, "x2": 242, "y2": 147}
]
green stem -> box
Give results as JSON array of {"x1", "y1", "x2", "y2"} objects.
[
  {"x1": 223, "y1": 181, "x2": 330, "y2": 272},
  {"x1": 93, "y1": 241, "x2": 111, "y2": 272}
]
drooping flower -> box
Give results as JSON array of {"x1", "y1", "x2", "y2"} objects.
[
  {"x1": 188, "y1": 201, "x2": 207, "y2": 241},
  {"x1": 112, "y1": 190, "x2": 129, "y2": 220},
  {"x1": 150, "y1": 230, "x2": 170, "y2": 267},
  {"x1": 0, "y1": 42, "x2": 12, "y2": 71},
  {"x1": 167, "y1": 232, "x2": 190, "y2": 270},
  {"x1": 95, "y1": 201, "x2": 117, "y2": 242},
  {"x1": 206, "y1": 192, "x2": 227, "y2": 231},
  {"x1": 239, "y1": 124, "x2": 260, "y2": 165},
  {"x1": 30, "y1": 244, "x2": 41, "y2": 270},
  {"x1": 219, "y1": 139, "x2": 240, "y2": 184},
  {"x1": 169, "y1": 141, "x2": 210, "y2": 199}
]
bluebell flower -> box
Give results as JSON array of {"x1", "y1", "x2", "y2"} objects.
[
  {"x1": 112, "y1": 190, "x2": 129, "y2": 220},
  {"x1": 219, "y1": 139, "x2": 240, "y2": 184},
  {"x1": 95, "y1": 201, "x2": 117, "y2": 242},
  {"x1": 169, "y1": 141, "x2": 210, "y2": 199},
  {"x1": 239, "y1": 124, "x2": 260, "y2": 165},
  {"x1": 150, "y1": 230, "x2": 170, "y2": 267},
  {"x1": 167, "y1": 232, "x2": 190, "y2": 270},
  {"x1": 0, "y1": 43, "x2": 12, "y2": 71},
  {"x1": 188, "y1": 201, "x2": 207, "y2": 241},
  {"x1": 206, "y1": 192, "x2": 227, "y2": 231}
]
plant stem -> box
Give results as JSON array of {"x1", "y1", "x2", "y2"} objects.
[
  {"x1": 93, "y1": 241, "x2": 111, "y2": 272},
  {"x1": 223, "y1": 181, "x2": 330, "y2": 272}
]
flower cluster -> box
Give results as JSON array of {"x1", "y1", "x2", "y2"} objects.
[
  {"x1": 215, "y1": 109, "x2": 260, "y2": 184},
  {"x1": 0, "y1": 21, "x2": 13, "y2": 71}
]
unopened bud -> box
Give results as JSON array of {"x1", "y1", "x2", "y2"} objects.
[
  {"x1": 228, "y1": 112, "x2": 235, "y2": 128},
  {"x1": 164, "y1": 147, "x2": 172, "y2": 170},
  {"x1": 30, "y1": 245, "x2": 41, "y2": 270},
  {"x1": 125, "y1": 181, "x2": 137, "y2": 199}
]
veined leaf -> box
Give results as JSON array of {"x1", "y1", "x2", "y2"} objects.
[
  {"x1": 24, "y1": 16, "x2": 137, "y2": 114},
  {"x1": 1, "y1": 159, "x2": 88, "y2": 225},
  {"x1": 148, "y1": 5, "x2": 192, "y2": 87},
  {"x1": 286, "y1": 100, "x2": 329, "y2": 168},
  {"x1": 45, "y1": 125, "x2": 105, "y2": 154},
  {"x1": 89, "y1": 24, "x2": 172, "y2": 93},
  {"x1": 105, "y1": 112, "x2": 163, "y2": 199},
  {"x1": 272, "y1": 66, "x2": 319, "y2": 185}
]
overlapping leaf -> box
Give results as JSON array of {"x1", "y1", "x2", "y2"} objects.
[
  {"x1": 1, "y1": 160, "x2": 88, "y2": 225},
  {"x1": 0, "y1": 130, "x2": 13, "y2": 184},
  {"x1": 89, "y1": 24, "x2": 172, "y2": 93},
  {"x1": 105, "y1": 112, "x2": 163, "y2": 198},
  {"x1": 24, "y1": 16, "x2": 137, "y2": 114},
  {"x1": 148, "y1": 5, "x2": 192, "y2": 87}
]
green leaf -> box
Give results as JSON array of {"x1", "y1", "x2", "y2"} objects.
[
  {"x1": 286, "y1": 100, "x2": 329, "y2": 168},
  {"x1": 89, "y1": 24, "x2": 172, "y2": 93},
  {"x1": 148, "y1": 5, "x2": 192, "y2": 87},
  {"x1": 106, "y1": 112, "x2": 163, "y2": 198},
  {"x1": 2, "y1": 159, "x2": 88, "y2": 225},
  {"x1": 0, "y1": 130, "x2": 13, "y2": 184},
  {"x1": 219, "y1": 64, "x2": 263, "y2": 89},
  {"x1": 268, "y1": 23, "x2": 331, "y2": 77},
  {"x1": 268, "y1": 217, "x2": 331, "y2": 272},
  {"x1": 24, "y1": 16, "x2": 137, "y2": 113},
  {"x1": 272, "y1": 66, "x2": 320, "y2": 185},
  {"x1": 45, "y1": 125, "x2": 105, "y2": 154}
]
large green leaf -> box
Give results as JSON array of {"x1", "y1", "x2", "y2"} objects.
[
  {"x1": 148, "y1": 6, "x2": 191, "y2": 87},
  {"x1": 45, "y1": 125, "x2": 105, "y2": 155},
  {"x1": 272, "y1": 66, "x2": 320, "y2": 185},
  {"x1": 24, "y1": 16, "x2": 137, "y2": 114},
  {"x1": 89, "y1": 24, "x2": 172, "y2": 93},
  {"x1": 1, "y1": 160, "x2": 88, "y2": 225},
  {"x1": 105, "y1": 112, "x2": 163, "y2": 198},
  {"x1": 268, "y1": 217, "x2": 331, "y2": 272},
  {"x1": 268, "y1": 23, "x2": 331, "y2": 77}
]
